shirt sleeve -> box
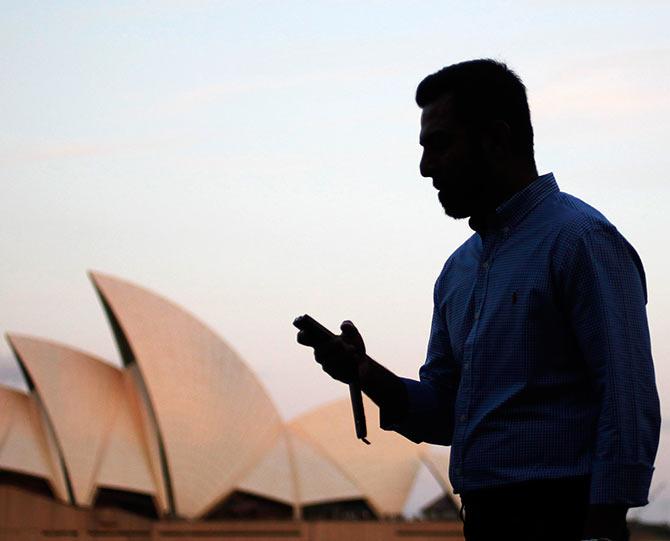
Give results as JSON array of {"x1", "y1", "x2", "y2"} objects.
[
  {"x1": 559, "y1": 224, "x2": 661, "y2": 506},
  {"x1": 380, "y1": 270, "x2": 459, "y2": 445}
]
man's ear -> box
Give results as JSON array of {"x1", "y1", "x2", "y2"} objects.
[{"x1": 482, "y1": 120, "x2": 512, "y2": 160}]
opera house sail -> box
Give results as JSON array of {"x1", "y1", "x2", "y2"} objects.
[
  {"x1": 6, "y1": 334, "x2": 166, "y2": 513},
  {"x1": 0, "y1": 270, "x2": 460, "y2": 531}
]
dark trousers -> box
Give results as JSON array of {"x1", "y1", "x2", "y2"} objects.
[{"x1": 459, "y1": 475, "x2": 629, "y2": 541}]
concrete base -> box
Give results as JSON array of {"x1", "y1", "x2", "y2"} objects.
[{"x1": 0, "y1": 485, "x2": 465, "y2": 540}]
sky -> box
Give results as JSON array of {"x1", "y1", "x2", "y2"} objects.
[{"x1": 1, "y1": 0, "x2": 669, "y2": 522}]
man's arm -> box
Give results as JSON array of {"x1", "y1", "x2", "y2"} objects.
[
  {"x1": 558, "y1": 224, "x2": 661, "y2": 508},
  {"x1": 376, "y1": 276, "x2": 459, "y2": 445},
  {"x1": 296, "y1": 272, "x2": 459, "y2": 446}
]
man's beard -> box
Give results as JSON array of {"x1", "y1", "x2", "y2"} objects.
[
  {"x1": 436, "y1": 144, "x2": 493, "y2": 219},
  {"x1": 437, "y1": 169, "x2": 489, "y2": 219},
  {"x1": 438, "y1": 189, "x2": 472, "y2": 219}
]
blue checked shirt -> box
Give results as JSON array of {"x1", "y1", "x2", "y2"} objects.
[{"x1": 382, "y1": 172, "x2": 660, "y2": 506}]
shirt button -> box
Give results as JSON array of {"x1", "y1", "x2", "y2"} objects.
[
  {"x1": 483, "y1": 260, "x2": 489, "y2": 269},
  {"x1": 463, "y1": 362, "x2": 469, "y2": 370},
  {"x1": 460, "y1": 414, "x2": 467, "y2": 422}
]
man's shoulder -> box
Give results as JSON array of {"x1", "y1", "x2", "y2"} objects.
[
  {"x1": 546, "y1": 191, "x2": 616, "y2": 238},
  {"x1": 448, "y1": 190, "x2": 617, "y2": 256},
  {"x1": 547, "y1": 191, "x2": 648, "y2": 301},
  {"x1": 550, "y1": 192, "x2": 614, "y2": 232},
  {"x1": 436, "y1": 190, "x2": 626, "y2": 283}
]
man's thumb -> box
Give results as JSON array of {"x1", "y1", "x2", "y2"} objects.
[{"x1": 340, "y1": 320, "x2": 365, "y2": 352}]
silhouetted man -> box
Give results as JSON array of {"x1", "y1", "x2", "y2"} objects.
[{"x1": 296, "y1": 59, "x2": 660, "y2": 541}]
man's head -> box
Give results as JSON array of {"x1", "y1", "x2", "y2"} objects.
[{"x1": 417, "y1": 59, "x2": 536, "y2": 220}]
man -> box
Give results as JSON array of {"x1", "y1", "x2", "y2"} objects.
[{"x1": 296, "y1": 59, "x2": 661, "y2": 540}]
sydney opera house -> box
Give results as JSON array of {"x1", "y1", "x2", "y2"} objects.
[{"x1": 0, "y1": 271, "x2": 462, "y2": 540}]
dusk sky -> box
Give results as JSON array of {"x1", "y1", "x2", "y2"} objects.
[{"x1": 2, "y1": 0, "x2": 669, "y2": 522}]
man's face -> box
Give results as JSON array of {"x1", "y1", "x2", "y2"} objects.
[{"x1": 419, "y1": 95, "x2": 490, "y2": 219}]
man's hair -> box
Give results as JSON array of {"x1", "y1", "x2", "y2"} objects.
[{"x1": 416, "y1": 59, "x2": 534, "y2": 160}]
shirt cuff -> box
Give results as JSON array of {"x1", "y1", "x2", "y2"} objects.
[
  {"x1": 380, "y1": 377, "x2": 453, "y2": 445},
  {"x1": 379, "y1": 378, "x2": 409, "y2": 430},
  {"x1": 589, "y1": 461, "x2": 655, "y2": 506}
]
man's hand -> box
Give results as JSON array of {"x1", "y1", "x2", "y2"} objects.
[{"x1": 296, "y1": 320, "x2": 367, "y2": 384}]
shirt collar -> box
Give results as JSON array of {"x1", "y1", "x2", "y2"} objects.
[{"x1": 468, "y1": 172, "x2": 559, "y2": 234}]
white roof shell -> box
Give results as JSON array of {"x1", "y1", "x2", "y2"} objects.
[
  {"x1": 0, "y1": 384, "x2": 68, "y2": 502},
  {"x1": 236, "y1": 428, "x2": 363, "y2": 509},
  {"x1": 89, "y1": 271, "x2": 283, "y2": 519},
  {"x1": 289, "y1": 396, "x2": 428, "y2": 516},
  {"x1": 6, "y1": 335, "x2": 165, "y2": 511},
  {"x1": 420, "y1": 448, "x2": 462, "y2": 511}
]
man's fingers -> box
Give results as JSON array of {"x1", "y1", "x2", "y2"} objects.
[
  {"x1": 297, "y1": 330, "x2": 340, "y2": 357},
  {"x1": 314, "y1": 348, "x2": 331, "y2": 366},
  {"x1": 319, "y1": 352, "x2": 356, "y2": 384},
  {"x1": 296, "y1": 330, "x2": 319, "y2": 347},
  {"x1": 296, "y1": 323, "x2": 359, "y2": 384}
]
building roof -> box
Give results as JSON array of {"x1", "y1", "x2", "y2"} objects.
[
  {"x1": 289, "y1": 397, "x2": 426, "y2": 516},
  {"x1": 5, "y1": 335, "x2": 165, "y2": 510},
  {"x1": 1, "y1": 271, "x2": 457, "y2": 519},
  {"x1": 236, "y1": 427, "x2": 363, "y2": 508},
  {"x1": 420, "y1": 449, "x2": 461, "y2": 511},
  {"x1": 0, "y1": 384, "x2": 69, "y2": 502},
  {"x1": 89, "y1": 271, "x2": 284, "y2": 519}
]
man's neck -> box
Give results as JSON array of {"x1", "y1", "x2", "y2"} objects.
[
  {"x1": 470, "y1": 164, "x2": 539, "y2": 230},
  {"x1": 491, "y1": 163, "x2": 539, "y2": 209}
]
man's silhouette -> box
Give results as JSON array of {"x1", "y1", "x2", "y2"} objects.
[{"x1": 296, "y1": 59, "x2": 660, "y2": 541}]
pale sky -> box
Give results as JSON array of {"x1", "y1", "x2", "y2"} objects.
[{"x1": 1, "y1": 0, "x2": 669, "y2": 522}]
